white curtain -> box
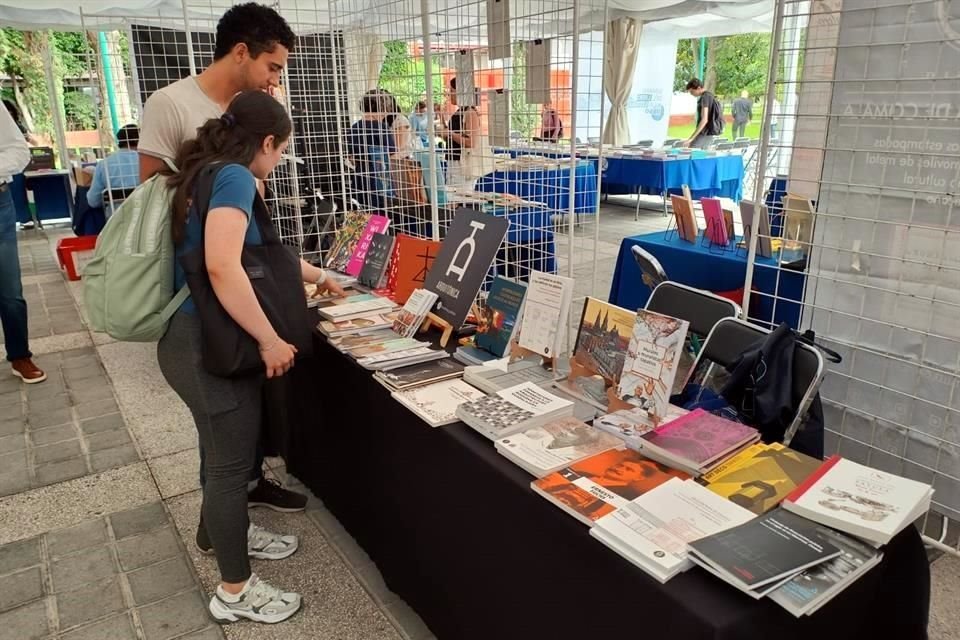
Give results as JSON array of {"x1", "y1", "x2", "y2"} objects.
[
  {"x1": 602, "y1": 17, "x2": 642, "y2": 146},
  {"x1": 343, "y1": 31, "x2": 386, "y2": 123}
]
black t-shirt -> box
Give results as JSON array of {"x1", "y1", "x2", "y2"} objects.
[{"x1": 697, "y1": 91, "x2": 723, "y2": 135}]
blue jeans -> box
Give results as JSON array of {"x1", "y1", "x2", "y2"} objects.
[{"x1": 0, "y1": 187, "x2": 31, "y2": 362}]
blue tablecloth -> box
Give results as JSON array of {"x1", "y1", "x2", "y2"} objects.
[
  {"x1": 603, "y1": 155, "x2": 745, "y2": 201},
  {"x1": 608, "y1": 231, "x2": 804, "y2": 328},
  {"x1": 489, "y1": 205, "x2": 556, "y2": 279},
  {"x1": 477, "y1": 160, "x2": 598, "y2": 216}
]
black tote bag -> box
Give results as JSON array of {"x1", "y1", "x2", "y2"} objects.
[{"x1": 179, "y1": 165, "x2": 312, "y2": 377}]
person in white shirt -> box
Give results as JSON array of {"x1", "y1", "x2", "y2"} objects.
[{"x1": 0, "y1": 105, "x2": 46, "y2": 383}]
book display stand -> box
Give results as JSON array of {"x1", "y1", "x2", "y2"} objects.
[
  {"x1": 420, "y1": 312, "x2": 455, "y2": 347},
  {"x1": 509, "y1": 339, "x2": 556, "y2": 372}
]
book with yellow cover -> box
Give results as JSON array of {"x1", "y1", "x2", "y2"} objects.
[
  {"x1": 702, "y1": 445, "x2": 821, "y2": 515},
  {"x1": 699, "y1": 443, "x2": 773, "y2": 484}
]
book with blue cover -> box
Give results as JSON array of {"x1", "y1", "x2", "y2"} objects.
[{"x1": 475, "y1": 277, "x2": 527, "y2": 358}]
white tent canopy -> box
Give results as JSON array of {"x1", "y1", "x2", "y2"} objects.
[{"x1": 0, "y1": 0, "x2": 772, "y2": 39}]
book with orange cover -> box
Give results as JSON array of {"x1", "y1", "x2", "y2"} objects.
[
  {"x1": 393, "y1": 234, "x2": 440, "y2": 304},
  {"x1": 670, "y1": 194, "x2": 698, "y2": 243},
  {"x1": 531, "y1": 448, "x2": 689, "y2": 525}
]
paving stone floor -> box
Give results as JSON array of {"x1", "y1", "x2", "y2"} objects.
[{"x1": 0, "y1": 214, "x2": 958, "y2": 640}]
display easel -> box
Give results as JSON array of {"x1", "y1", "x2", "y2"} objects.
[
  {"x1": 419, "y1": 303, "x2": 482, "y2": 348},
  {"x1": 508, "y1": 339, "x2": 556, "y2": 372}
]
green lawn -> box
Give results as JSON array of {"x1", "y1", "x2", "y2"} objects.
[{"x1": 666, "y1": 121, "x2": 763, "y2": 141}]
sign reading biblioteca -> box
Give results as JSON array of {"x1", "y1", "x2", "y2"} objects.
[{"x1": 424, "y1": 207, "x2": 509, "y2": 329}]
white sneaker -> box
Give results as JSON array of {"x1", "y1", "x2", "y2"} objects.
[
  {"x1": 209, "y1": 573, "x2": 301, "y2": 624},
  {"x1": 247, "y1": 523, "x2": 299, "y2": 560},
  {"x1": 197, "y1": 523, "x2": 299, "y2": 560}
]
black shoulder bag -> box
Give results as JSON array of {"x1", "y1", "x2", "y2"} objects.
[{"x1": 179, "y1": 165, "x2": 312, "y2": 377}]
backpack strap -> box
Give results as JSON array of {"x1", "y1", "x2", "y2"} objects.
[{"x1": 160, "y1": 285, "x2": 191, "y2": 322}]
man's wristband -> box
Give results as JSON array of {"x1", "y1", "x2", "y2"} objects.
[{"x1": 315, "y1": 270, "x2": 328, "y2": 286}]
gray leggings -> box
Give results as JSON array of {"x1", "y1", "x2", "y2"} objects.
[{"x1": 158, "y1": 311, "x2": 262, "y2": 583}]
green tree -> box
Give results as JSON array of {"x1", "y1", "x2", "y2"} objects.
[
  {"x1": 63, "y1": 90, "x2": 97, "y2": 130},
  {"x1": 510, "y1": 42, "x2": 538, "y2": 138},
  {"x1": 673, "y1": 34, "x2": 771, "y2": 99},
  {"x1": 673, "y1": 40, "x2": 696, "y2": 92},
  {"x1": 378, "y1": 40, "x2": 444, "y2": 113}
]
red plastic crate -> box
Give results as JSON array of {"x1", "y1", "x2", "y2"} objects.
[{"x1": 56, "y1": 236, "x2": 98, "y2": 281}]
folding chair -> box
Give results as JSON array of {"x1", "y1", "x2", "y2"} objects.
[
  {"x1": 686, "y1": 317, "x2": 825, "y2": 446},
  {"x1": 645, "y1": 281, "x2": 741, "y2": 339},
  {"x1": 631, "y1": 245, "x2": 667, "y2": 291},
  {"x1": 715, "y1": 142, "x2": 735, "y2": 151}
]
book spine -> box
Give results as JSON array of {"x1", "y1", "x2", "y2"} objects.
[{"x1": 784, "y1": 454, "x2": 841, "y2": 503}]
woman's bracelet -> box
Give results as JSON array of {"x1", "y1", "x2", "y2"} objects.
[
  {"x1": 259, "y1": 337, "x2": 280, "y2": 353},
  {"x1": 315, "y1": 270, "x2": 328, "y2": 286}
]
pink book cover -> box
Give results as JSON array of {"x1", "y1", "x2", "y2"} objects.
[
  {"x1": 345, "y1": 215, "x2": 390, "y2": 276},
  {"x1": 641, "y1": 409, "x2": 757, "y2": 467},
  {"x1": 701, "y1": 198, "x2": 729, "y2": 247}
]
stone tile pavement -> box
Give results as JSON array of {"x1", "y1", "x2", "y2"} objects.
[
  {"x1": 0, "y1": 347, "x2": 139, "y2": 497},
  {"x1": 0, "y1": 501, "x2": 220, "y2": 640},
  {"x1": 0, "y1": 223, "x2": 958, "y2": 640}
]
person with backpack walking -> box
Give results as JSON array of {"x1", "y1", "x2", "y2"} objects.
[
  {"x1": 137, "y1": 2, "x2": 315, "y2": 537},
  {"x1": 0, "y1": 97, "x2": 45, "y2": 384},
  {"x1": 158, "y1": 91, "x2": 336, "y2": 624},
  {"x1": 683, "y1": 78, "x2": 724, "y2": 149}
]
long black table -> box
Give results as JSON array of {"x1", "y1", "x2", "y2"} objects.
[{"x1": 275, "y1": 333, "x2": 930, "y2": 640}]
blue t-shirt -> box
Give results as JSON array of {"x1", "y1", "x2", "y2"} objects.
[
  {"x1": 348, "y1": 119, "x2": 396, "y2": 157},
  {"x1": 174, "y1": 164, "x2": 261, "y2": 314}
]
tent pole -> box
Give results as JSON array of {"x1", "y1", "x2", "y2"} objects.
[
  {"x1": 420, "y1": 0, "x2": 440, "y2": 242},
  {"x1": 181, "y1": 0, "x2": 198, "y2": 76},
  {"x1": 98, "y1": 32, "x2": 120, "y2": 134},
  {"x1": 41, "y1": 32, "x2": 71, "y2": 171},
  {"x1": 698, "y1": 37, "x2": 706, "y2": 80}
]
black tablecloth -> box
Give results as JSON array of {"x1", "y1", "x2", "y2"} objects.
[{"x1": 277, "y1": 333, "x2": 930, "y2": 640}]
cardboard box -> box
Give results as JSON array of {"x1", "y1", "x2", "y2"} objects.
[{"x1": 73, "y1": 166, "x2": 93, "y2": 187}]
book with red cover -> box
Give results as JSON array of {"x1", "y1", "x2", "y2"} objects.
[
  {"x1": 531, "y1": 448, "x2": 689, "y2": 525},
  {"x1": 393, "y1": 234, "x2": 440, "y2": 304},
  {"x1": 640, "y1": 409, "x2": 759, "y2": 474},
  {"x1": 701, "y1": 197, "x2": 729, "y2": 247}
]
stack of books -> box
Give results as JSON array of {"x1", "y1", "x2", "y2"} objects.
[
  {"x1": 782, "y1": 456, "x2": 934, "y2": 546},
  {"x1": 391, "y1": 378, "x2": 487, "y2": 427},
  {"x1": 374, "y1": 359, "x2": 465, "y2": 392},
  {"x1": 317, "y1": 293, "x2": 397, "y2": 323},
  {"x1": 457, "y1": 382, "x2": 575, "y2": 441},
  {"x1": 495, "y1": 417, "x2": 623, "y2": 477},
  {"x1": 633, "y1": 409, "x2": 760, "y2": 476},
  {"x1": 589, "y1": 477, "x2": 755, "y2": 583}
]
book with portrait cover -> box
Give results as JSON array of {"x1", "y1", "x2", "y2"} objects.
[
  {"x1": 782, "y1": 456, "x2": 934, "y2": 545},
  {"x1": 687, "y1": 508, "x2": 843, "y2": 597},
  {"x1": 393, "y1": 234, "x2": 441, "y2": 304},
  {"x1": 474, "y1": 277, "x2": 527, "y2": 358},
  {"x1": 701, "y1": 443, "x2": 822, "y2": 515},
  {"x1": 531, "y1": 448, "x2": 689, "y2": 526},
  {"x1": 638, "y1": 409, "x2": 759, "y2": 475},
  {"x1": 423, "y1": 208, "x2": 509, "y2": 330},
  {"x1": 496, "y1": 417, "x2": 622, "y2": 477},
  {"x1": 616, "y1": 310, "x2": 689, "y2": 423},
  {"x1": 327, "y1": 212, "x2": 371, "y2": 272},
  {"x1": 558, "y1": 297, "x2": 636, "y2": 409},
  {"x1": 358, "y1": 233, "x2": 396, "y2": 289}
]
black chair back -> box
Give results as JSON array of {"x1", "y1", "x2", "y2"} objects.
[
  {"x1": 646, "y1": 281, "x2": 740, "y2": 338},
  {"x1": 630, "y1": 245, "x2": 667, "y2": 291},
  {"x1": 690, "y1": 318, "x2": 825, "y2": 444}
]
